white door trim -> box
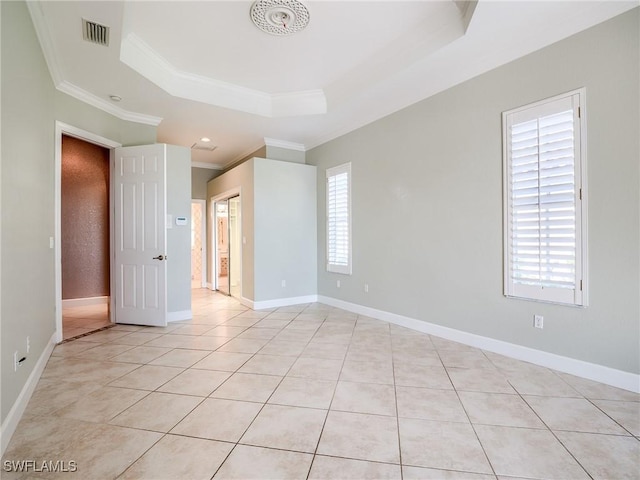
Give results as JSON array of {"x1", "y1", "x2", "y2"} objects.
[
  {"x1": 192, "y1": 199, "x2": 207, "y2": 288},
  {"x1": 210, "y1": 187, "x2": 242, "y2": 298},
  {"x1": 54, "y1": 122, "x2": 121, "y2": 343},
  {"x1": 228, "y1": 195, "x2": 242, "y2": 299},
  {"x1": 212, "y1": 198, "x2": 218, "y2": 291}
]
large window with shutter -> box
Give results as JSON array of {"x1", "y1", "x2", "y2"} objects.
[
  {"x1": 503, "y1": 90, "x2": 587, "y2": 306},
  {"x1": 326, "y1": 163, "x2": 352, "y2": 275}
]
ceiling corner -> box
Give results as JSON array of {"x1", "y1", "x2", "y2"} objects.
[
  {"x1": 264, "y1": 137, "x2": 306, "y2": 152},
  {"x1": 455, "y1": 0, "x2": 479, "y2": 31},
  {"x1": 191, "y1": 161, "x2": 223, "y2": 171}
]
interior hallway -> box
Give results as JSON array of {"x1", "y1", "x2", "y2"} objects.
[{"x1": 3, "y1": 289, "x2": 639, "y2": 479}]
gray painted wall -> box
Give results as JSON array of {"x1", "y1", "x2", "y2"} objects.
[
  {"x1": 166, "y1": 145, "x2": 192, "y2": 316},
  {"x1": 1, "y1": 0, "x2": 56, "y2": 424},
  {"x1": 192, "y1": 167, "x2": 221, "y2": 200},
  {"x1": 1, "y1": 1, "x2": 157, "y2": 425},
  {"x1": 208, "y1": 160, "x2": 255, "y2": 300},
  {"x1": 307, "y1": 9, "x2": 639, "y2": 374},
  {"x1": 266, "y1": 146, "x2": 306, "y2": 164},
  {"x1": 254, "y1": 159, "x2": 317, "y2": 301}
]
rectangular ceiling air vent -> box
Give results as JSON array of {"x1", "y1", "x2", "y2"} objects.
[
  {"x1": 191, "y1": 143, "x2": 218, "y2": 152},
  {"x1": 82, "y1": 19, "x2": 110, "y2": 46}
]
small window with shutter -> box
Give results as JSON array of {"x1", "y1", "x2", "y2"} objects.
[
  {"x1": 503, "y1": 89, "x2": 587, "y2": 306},
  {"x1": 326, "y1": 163, "x2": 352, "y2": 275}
]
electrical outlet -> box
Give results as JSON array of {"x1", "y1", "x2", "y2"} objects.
[
  {"x1": 364, "y1": 284, "x2": 369, "y2": 293},
  {"x1": 337, "y1": 280, "x2": 341, "y2": 288},
  {"x1": 27, "y1": 336, "x2": 30, "y2": 354},
  {"x1": 534, "y1": 315, "x2": 544, "y2": 329},
  {"x1": 281, "y1": 280, "x2": 286, "y2": 287}
]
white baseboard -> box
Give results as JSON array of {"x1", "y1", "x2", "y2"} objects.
[
  {"x1": 240, "y1": 297, "x2": 254, "y2": 309},
  {"x1": 61, "y1": 296, "x2": 109, "y2": 308},
  {"x1": 167, "y1": 310, "x2": 192, "y2": 322},
  {"x1": 1, "y1": 332, "x2": 57, "y2": 456},
  {"x1": 251, "y1": 295, "x2": 319, "y2": 310},
  {"x1": 318, "y1": 296, "x2": 640, "y2": 393}
]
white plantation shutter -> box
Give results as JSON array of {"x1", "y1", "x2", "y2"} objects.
[
  {"x1": 327, "y1": 163, "x2": 351, "y2": 274},
  {"x1": 504, "y1": 91, "x2": 586, "y2": 306}
]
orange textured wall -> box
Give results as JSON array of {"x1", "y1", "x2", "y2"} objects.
[{"x1": 61, "y1": 135, "x2": 110, "y2": 299}]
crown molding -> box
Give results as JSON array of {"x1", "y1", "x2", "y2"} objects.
[
  {"x1": 222, "y1": 141, "x2": 267, "y2": 171},
  {"x1": 191, "y1": 161, "x2": 223, "y2": 170},
  {"x1": 57, "y1": 81, "x2": 163, "y2": 126},
  {"x1": 271, "y1": 90, "x2": 327, "y2": 118},
  {"x1": 120, "y1": 33, "x2": 327, "y2": 118},
  {"x1": 264, "y1": 137, "x2": 306, "y2": 152},
  {"x1": 27, "y1": 1, "x2": 63, "y2": 85},
  {"x1": 27, "y1": 2, "x2": 163, "y2": 127}
]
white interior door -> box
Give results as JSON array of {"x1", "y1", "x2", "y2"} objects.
[{"x1": 114, "y1": 145, "x2": 167, "y2": 326}]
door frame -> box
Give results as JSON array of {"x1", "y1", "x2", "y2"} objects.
[
  {"x1": 214, "y1": 198, "x2": 230, "y2": 295},
  {"x1": 227, "y1": 195, "x2": 241, "y2": 298},
  {"x1": 54, "y1": 122, "x2": 121, "y2": 343},
  {"x1": 191, "y1": 199, "x2": 207, "y2": 288},
  {"x1": 210, "y1": 187, "x2": 242, "y2": 298}
]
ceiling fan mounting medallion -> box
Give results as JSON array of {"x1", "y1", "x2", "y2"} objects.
[{"x1": 250, "y1": 0, "x2": 310, "y2": 36}]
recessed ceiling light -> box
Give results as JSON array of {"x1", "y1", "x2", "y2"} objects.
[
  {"x1": 109, "y1": 95, "x2": 122, "y2": 102},
  {"x1": 200, "y1": 137, "x2": 211, "y2": 142}
]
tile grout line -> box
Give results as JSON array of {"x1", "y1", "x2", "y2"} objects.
[
  {"x1": 438, "y1": 344, "x2": 499, "y2": 478},
  {"x1": 390, "y1": 324, "x2": 405, "y2": 480},
  {"x1": 585, "y1": 397, "x2": 639, "y2": 438},
  {"x1": 203, "y1": 303, "x2": 295, "y2": 480},
  {"x1": 59, "y1": 300, "x2": 268, "y2": 480},
  {"x1": 210, "y1": 305, "x2": 328, "y2": 479},
  {"x1": 513, "y1": 385, "x2": 595, "y2": 480},
  {"x1": 60, "y1": 322, "x2": 117, "y2": 343},
  {"x1": 305, "y1": 308, "x2": 354, "y2": 480}
]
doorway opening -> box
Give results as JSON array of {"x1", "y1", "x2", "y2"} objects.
[
  {"x1": 60, "y1": 135, "x2": 111, "y2": 339},
  {"x1": 213, "y1": 193, "x2": 241, "y2": 298},
  {"x1": 215, "y1": 200, "x2": 229, "y2": 295},
  {"x1": 191, "y1": 200, "x2": 207, "y2": 289},
  {"x1": 54, "y1": 122, "x2": 121, "y2": 343}
]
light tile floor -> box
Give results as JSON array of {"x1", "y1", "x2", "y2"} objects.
[
  {"x1": 62, "y1": 303, "x2": 111, "y2": 340},
  {"x1": 4, "y1": 289, "x2": 639, "y2": 479}
]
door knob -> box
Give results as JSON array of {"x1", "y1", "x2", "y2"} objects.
[{"x1": 153, "y1": 255, "x2": 165, "y2": 261}]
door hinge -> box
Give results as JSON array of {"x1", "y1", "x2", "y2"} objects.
[
  {"x1": 580, "y1": 280, "x2": 583, "y2": 291},
  {"x1": 578, "y1": 107, "x2": 581, "y2": 118},
  {"x1": 579, "y1": 188, "x2": 582, "y2": 200}
]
